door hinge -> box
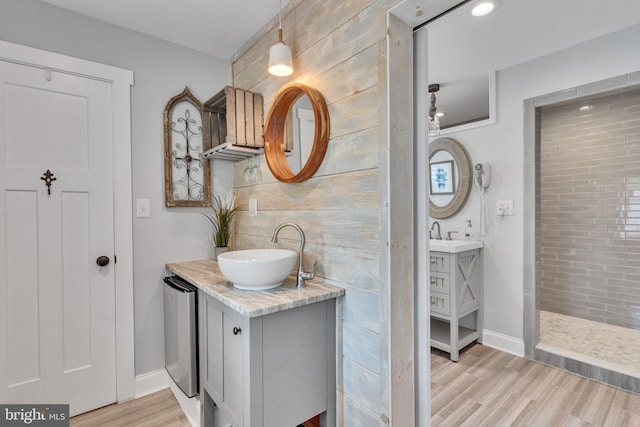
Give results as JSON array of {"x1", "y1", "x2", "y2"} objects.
[{"x1": 114, "y1": 255, "x2": 117, "y2": 264}]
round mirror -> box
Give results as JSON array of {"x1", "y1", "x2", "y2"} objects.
[
  {"x1": 264, "y1": 83, "x2": 330, "y2": 183},
  {"x1": 429, "y1": 137, "x2": 472, "y2": 219}
]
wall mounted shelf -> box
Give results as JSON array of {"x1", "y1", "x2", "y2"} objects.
[{"x1": 203, "y1": 86, "x2": 264, "y2": 162}]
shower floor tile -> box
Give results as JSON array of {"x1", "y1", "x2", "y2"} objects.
[{"x1": 538, "y1": 310, "x2": 640, "y2": 378}]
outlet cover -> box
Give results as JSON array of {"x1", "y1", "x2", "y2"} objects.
[
  {"x1": 249, "y1": 198, "x2": 258, "y2": 217},
  {"x1": 497, "y1": 200, "x2": 514, "y2": 216}
]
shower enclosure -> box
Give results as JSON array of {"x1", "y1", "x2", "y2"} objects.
[{"x1": 524, "y1": 74, "x2": 640, "y2": 393}]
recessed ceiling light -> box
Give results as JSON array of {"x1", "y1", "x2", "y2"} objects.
[
  {"x1": 579, "y1": 105, "x2": 593, "y2": 111},
  {"x1": 436, "y1": 112, "x2": 445, "y2": 117},
  {"x1": 470, "y1": 0, "x2": 502, "y2": 17}
]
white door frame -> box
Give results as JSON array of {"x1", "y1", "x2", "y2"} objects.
[{"x1": 0, "y1": 40, "x2": 135, "y2": 403}]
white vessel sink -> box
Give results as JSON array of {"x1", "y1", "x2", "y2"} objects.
[
  {"x1": 217, "y1": 249, "x2": 297, "y2": 290},
  {"x1": 429, "y1": 239, "x2": 484, "y2": 253}
]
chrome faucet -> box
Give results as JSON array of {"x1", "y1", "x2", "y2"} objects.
[
  {"x1": 430, "y1": 221, "x2": 442, "y2": 240},
  {"x1": 271, "y1": 222, "x2": 315, "y2": 287}
]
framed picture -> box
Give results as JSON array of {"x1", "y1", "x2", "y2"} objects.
[{"x1": 430, "y1": 160, "x2": 455, "y2": 195}]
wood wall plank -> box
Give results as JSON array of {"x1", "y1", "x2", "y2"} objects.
[
  {"x1": 229, "y1": 0, "x2": 409, "y2": 424},
  {"x1": 235, "y1": 209, "x2": 379, "y2": 251},
  {"x1": 235, "y1": 168, "x2": 379, "y2": 211}
]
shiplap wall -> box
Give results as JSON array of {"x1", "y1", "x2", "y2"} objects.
[{"x1": 230, "y1": 0, "x2": 402, "y2": 424}]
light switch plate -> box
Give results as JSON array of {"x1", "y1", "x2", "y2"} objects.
[{"x1": 136, "y1": 199, "x2": 150, "y2": 218}]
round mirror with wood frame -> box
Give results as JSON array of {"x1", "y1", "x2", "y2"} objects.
[
  {"x1": 264, "y1": 83, "x2": 330, "y2": 183},
  {"x1": 429, "y1": 137, "x2": 472, "y2": 219}
]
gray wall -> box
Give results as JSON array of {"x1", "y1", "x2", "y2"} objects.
[
  {"x1": 0, "y1": 0, "x2": 231, "y2": 376},
  {"x1": 540, "y1": 89, "x2": 640, "y2": 328}
]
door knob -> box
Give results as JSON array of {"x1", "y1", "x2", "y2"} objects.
[{"x1": 96, "y1": 256, "x2": 110, "y2": 267}]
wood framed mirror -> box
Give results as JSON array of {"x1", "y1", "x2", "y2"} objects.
[
  {"x1": 429, "y1": 137, "x2": 472, "y2": 218},
  {"x1": 264, "y1": 83, "x2": 330, "y2": 183}
]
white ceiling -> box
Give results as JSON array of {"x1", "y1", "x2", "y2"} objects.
[
  {"x1": 36, "y1": 0, "x2": 640, "y2": 124},
  {"x1": 424, "y1": 0, "x2": 640, "y2": 128},
  {"x1": 38, "y1": 0, "x2": 292, "y2": 59}
]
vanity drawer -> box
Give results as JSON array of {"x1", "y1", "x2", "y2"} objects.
[
  {"x1": 430, "y1": 291, "x2": 450, "y2": 316},
  {"x1": 430, "y1": 253, "x2": 450, "y2": 273},
  {"x1": 430, "y1": 273, "x2": 450, "y2": 294}
]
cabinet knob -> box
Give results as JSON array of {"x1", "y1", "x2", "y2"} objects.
[{"x1": 233, "y1": 327, "x2": 242, "y2": 335}]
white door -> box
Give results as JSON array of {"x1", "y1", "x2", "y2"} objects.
[{"x1": 0, "y1": 60, "x2": 116, "y2": 416}]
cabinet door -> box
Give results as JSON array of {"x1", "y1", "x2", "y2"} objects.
[
  {"x1": 203, "y1": 295, "x2": 244, "y2": 427},
  {"x1": 203, "y1": 295, "x2": 223, "y2": 403},
  {"x1": 222, "y1": 307, "x2": 244, "y2": 426},
  {"x1": 456, "y1": 250, "x2": 481, "y2": 314}
]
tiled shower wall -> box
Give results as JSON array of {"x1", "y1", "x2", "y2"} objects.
[{"x1": 539, "y1": 88, "x2": 640, "y2": 329}]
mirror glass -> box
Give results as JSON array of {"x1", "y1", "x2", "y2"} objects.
[
  {"x1": 429, "y1": 138, "x2": 471, "y2": 219},
  {"x1": 264, "y1": 83, "x2": 330, "y2": 183},
  {"x1": 284, "y1": 94, "x2": 315, "y2": 174},
  {"x1": 419, "y1": 4, "x2": 497, "y2": 134}
]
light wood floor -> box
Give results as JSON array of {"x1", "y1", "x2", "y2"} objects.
[
  {"x1": 70, "y1": 388, "x2": 190, "y2": 427},
  {"x1": 70, "y1": 345, "x2": 640, "y2": 426},
  {"x1": 432, "y1": 344, "x2": 640, "y2": 426}
]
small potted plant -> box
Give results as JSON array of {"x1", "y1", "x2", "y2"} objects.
[{"x1": 203, "y1": 191, "x2": 240, "y2": 259}]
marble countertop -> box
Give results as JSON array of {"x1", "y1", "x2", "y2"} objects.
[
  {"x1": 430, "y1": 239, "x2": 484, "y2": 253},
  {"x1": 165, "y1": 259, "x2": 345, "y2": 318}
]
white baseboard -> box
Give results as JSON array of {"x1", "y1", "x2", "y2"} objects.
[
  {"x1": 168, "y1": 380, "x2": 201, "y2": 427},
  {"x1": 134, "y1": 368, "x2": 200, "y2": 427},
  {"x1": 482, "y1": 329, "x2": 525, "y2": 357},
  {"x1": 134, "y1": 368, "x2": 171, "y2": 398}
]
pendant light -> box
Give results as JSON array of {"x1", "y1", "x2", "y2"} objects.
[
  {"x1": 268, "y1": 0, "x2": 293, "y2": 76},
  {"x1": 428, "y1": 84, "x2": 441, "y2": 135}
]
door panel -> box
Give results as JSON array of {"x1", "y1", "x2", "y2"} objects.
[
  {"x1": 5, "y1": 190, "x2": 40, "y2": 387},
  {"x1": 4, "y1": 82, "x2": 89, "y2": 170},
  {"x1": 62, "y1": 191, "x2": 91, "y2": 372},
  {"x1": 0, "y1": 60, "x2": 116, "y2": 416}
]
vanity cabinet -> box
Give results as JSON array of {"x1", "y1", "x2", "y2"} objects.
[
  {"x1": 430, "y1": 248, "x2": 483, "y2": 361},
  {"x1": 199, "y1": 290, "x2": 337, "y2": 427}
]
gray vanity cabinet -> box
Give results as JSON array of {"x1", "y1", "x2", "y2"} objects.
[
  {"x1": 201, "y1": 295, "x2": 244, "y2": 426},
  {"x1": 429, "y1": 248, "x2": 483, "y2": 362},
  {"x1": 199, "y1": 290, "x2": 336, "y2": 427}
]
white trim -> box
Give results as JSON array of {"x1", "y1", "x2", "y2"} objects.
[
  {"x1": 168, "y1": 380, "x2": 201, "y2": 427},
  {"x1": 483, "y1": 329, "x2": 525, "y2": 357},
  {"x1": 0, "y1": 40, "x2": 133, "y2": 84},
  {"x1": 0, "y1": 40, "x2": 135, "y2": 404},
  {"x1": 134, "y1": 369, "x2": 171, "y2": 399}
]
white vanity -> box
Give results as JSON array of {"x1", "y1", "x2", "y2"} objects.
[
  {"x1": 429, "y1": 240, "x2": 483, "y2": 362},
  {"x1": 166, "y1": 259, "x2": 344, "y2": 427}
]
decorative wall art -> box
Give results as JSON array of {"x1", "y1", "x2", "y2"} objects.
[
  {"x1": 164, "y1": 87, "x2": 211, "y2": 207},
  {"x1": 430, "y1": 160, "x2": 455, "y2": 195}
]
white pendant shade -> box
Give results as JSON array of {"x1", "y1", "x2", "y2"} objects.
[{"x1": 268, "y1": 41, "x2": 293, "y2": 76}]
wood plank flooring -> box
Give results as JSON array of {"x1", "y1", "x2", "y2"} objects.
[
  {"x1": 70, "y1": 388, "x2": 190, "y2": 427},
  {"x1": 70, "y1": 345, "x2": 640, "y2": 426},
  {"x1": 432, "y1": 344, "x2": 640, "y2": 426}
]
